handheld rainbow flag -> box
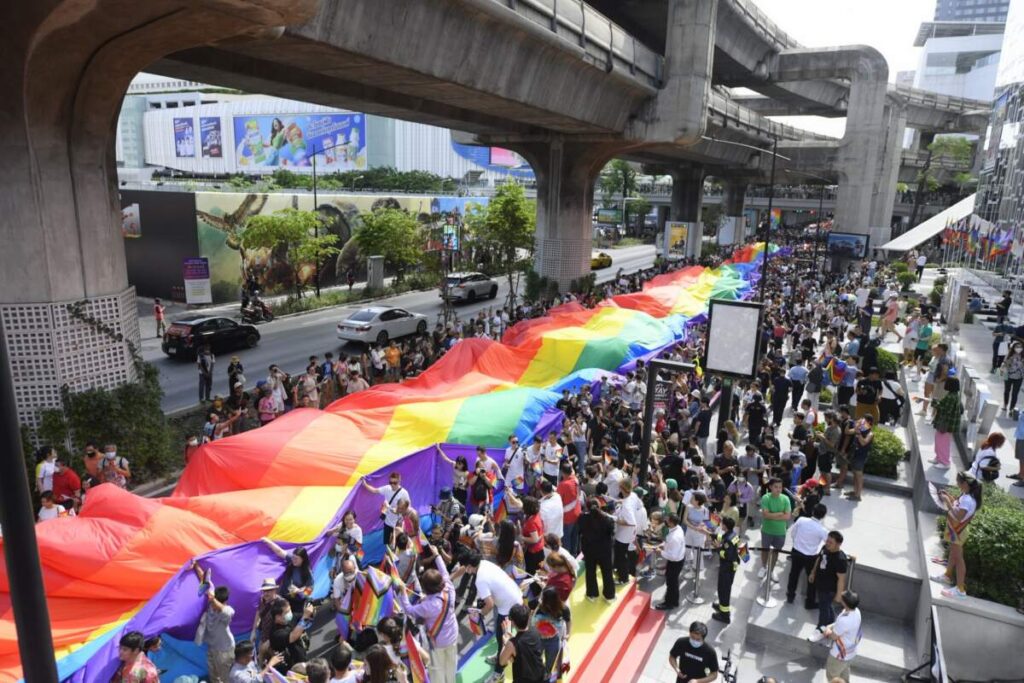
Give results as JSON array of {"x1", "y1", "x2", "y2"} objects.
[
  {"x1": 493, "y1": 497, "x2": 508, "y2": 523},
  {"x1": 824, "y1": 356, "x2": 847, "y2": 385},
  {"x1": 404, "y1": 629, "x2": 430, "y2": 683},
  {"x1": 738, "y1": 543, "x2": 751, "y2": 564},
  {"x1": 410, "y1": 528, "x2": 429, "y2": 554},
  {"x1": 468, "y1": 608, "x2": 487, "y2": 637}
]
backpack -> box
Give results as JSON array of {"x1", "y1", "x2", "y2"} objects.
[{"x1": 978, "y1": 454, "x2": 1001, "y2": 482}]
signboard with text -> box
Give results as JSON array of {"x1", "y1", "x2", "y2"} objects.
[{"x1": 182, "y1": 257, "x2": 212, "y2": 304}]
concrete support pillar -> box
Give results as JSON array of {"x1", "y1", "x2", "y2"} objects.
[
  {"x1": 513, "y1": 140, "x2": 626, "y2": 290},
  {"x1": 719, "y1": 180, "x2": 749, "y2": 246},
  {"x1": 670, "y1": 164, "x2": 706, "y2": 258},
  {"x1": 1, "y1": 0, "x2": 312, "y2": 431},
  {"x1": 869, "y1": 102, "x2": 908, "y2": 244},
  {"x1": 627, "y1": 0, "x2": 717, "y2": 144},
  {"x1": 773, "y1": 47, "x2": 889, "y2": 245}
]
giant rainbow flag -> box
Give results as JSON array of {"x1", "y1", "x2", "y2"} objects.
[{"x1": 0, "y1": 244, "x2": 778, "y2": 681}]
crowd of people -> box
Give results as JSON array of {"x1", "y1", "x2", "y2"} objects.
[{"x1": 37, "y1": 242, "x2": 1013, "y2": 683}]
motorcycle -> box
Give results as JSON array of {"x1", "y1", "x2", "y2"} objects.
[{"x1": 240, "y1": 296, "x2": 274, "y2": 324}]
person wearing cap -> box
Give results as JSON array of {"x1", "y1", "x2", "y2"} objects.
[
  {"x1": 250, "y1": 579, "x2": 283, "y2": 650},
  {"x1": 668, "y1": 621, "x2": 719, "y2": 682},
  {"x1": 435, "y1": 487, "x2": 464, "y2": 533}
]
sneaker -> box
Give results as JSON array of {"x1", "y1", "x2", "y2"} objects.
[
  {"x1": 683, "y1": 570, "x2": 696, "y2": 579},
  {"x1": 941, "y1": 586, "x2": 967, "y2": 599},
  {"x1": 758, "y1": 567, "x2": 768, "y2": 579},
  {"x1": 485, "y1": 655, "x2": 497, "y2": 666},
  {"x1": 930, "y1": 556, "x2": 948, "y2": 566},
  {"x1": 485, "y1": 673, "x2": 505, "y2": 683},
  {"x1": 806, "y1": 627, "x2": 827, "y2": 643},
  {"x1": 930, "y1": 573, "x2": 953, "y2": 585},
  {"x1": 586, "y1": 596, "x2": 597, "y2": 603}
]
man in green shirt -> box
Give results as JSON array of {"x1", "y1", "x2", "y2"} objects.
[{"x1": 758, "y1": 478, "x2": 792, "y2": 580}]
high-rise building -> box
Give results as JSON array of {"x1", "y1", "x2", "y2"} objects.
[
  {"x1": 912, "y1": 20, "x2": 1004, "y2": 101},
  {"x1": 935, "y1": 0, "x2": 1011, "y2": 23},
  {"x1": 974, "y1": 0, "x2": 1024, "y2": 250}
]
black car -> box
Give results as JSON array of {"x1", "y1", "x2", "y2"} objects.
[{"x1": 161, "y1": 316, "x2": 260, "y2": 358}]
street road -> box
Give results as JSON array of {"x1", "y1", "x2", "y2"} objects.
[{"x1": 144, "y1": 244, "x2": 657, "y2": 412}]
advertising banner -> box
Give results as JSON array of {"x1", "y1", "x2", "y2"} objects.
[
  {"x1": 182, "y1": 257, "x2": 213, "y2": 304},
  {"x1": 232, "y1": 113, "x2": 366, "y2": 171},
  {"x1": 200, "y1": 117, "x2": 223, "y2": 158},
  {"x1": 597, "y1": 208, "x2": 622, "y2": 225},
  {"x1": 652, "y1": 379, "x2": 674, "y2": 413},
  {"x1": 174, "y1": 117, "x2": 195, "y2": 158},
  {"x1": 664, "y1": 221, "x2": 688, "y2": 255},
  {"x1": 450, "y1": 141, "x2": 535, "y2": 180},
  {"x1": 121, "y1": 203, "x2": 141, "y2": 239}
]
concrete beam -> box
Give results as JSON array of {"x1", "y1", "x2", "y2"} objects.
[
  {"x1": 627, "y1": 0, "x2": 717, "y2": 145},
  {"x1": 772, "y1": 46, "x2": 889, "y2": 241}
]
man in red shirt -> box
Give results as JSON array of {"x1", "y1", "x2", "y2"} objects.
[
  {"x1": 557, "y1": 461, "x2": 581, "y2": 556},
  {"x1": 51, "y1": 457, "x2": 82, "y2": 512}
]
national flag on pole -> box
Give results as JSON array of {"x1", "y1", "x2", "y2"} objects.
[{"x1": 404, "y1": 630, "x2": 430, "y2": 683}]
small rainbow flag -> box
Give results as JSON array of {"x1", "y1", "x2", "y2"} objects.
[
  {"x1": 352, "y1": 567, "x2": 395, "y2": 629},
  {"x1": 738, "y1": 543, "x2": 750, "y2": 564},
  {"x1": 824, "y1": 356, "x2": 846, "y2": 385},
  {"x1": 381, "y1": 548, "x2": 405, "y2": 590},
  {"x1": 468, "y1": 608, "x2": 487, "y2": 637},
  {"x1": 404, "y1": 630, "x2": 430, "y2": 683},
  {"x1": 706, "y1": 511, "x2": 721, "y2": 531},
  {"x1": 410, "y1": 528, "x2": 429, "y2": 554},
  {"x1": 355, "y1": 545, "x2": 365, "y2": 564},
  {"x1": 493, "y1": 497, "x2": 508, "y2": 524}
]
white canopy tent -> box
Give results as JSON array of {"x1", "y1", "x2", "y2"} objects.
[{"x1": 877, "y1": 194, "x2": 976, "y2": 252}]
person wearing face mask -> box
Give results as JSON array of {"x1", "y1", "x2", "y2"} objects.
[
  {"x1": 668, "y1": 621, "x2": 719, "y2": 682},
  {"x1": 394, "y1": 544, "x2": 459, "y2": 683},
  {"x1": 331, "y1": 559, "x2": 360, "y2": 615},
  {"x1": 268, "y1": 599, "x2": 314, "y2": 673},
  {"x1": 101, "y1": 443, "x2": 131, "y2": 489}
]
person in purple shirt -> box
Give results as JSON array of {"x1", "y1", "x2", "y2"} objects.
[{"x1": 394, "y1": 544, "x2": 458, "y2": 683}]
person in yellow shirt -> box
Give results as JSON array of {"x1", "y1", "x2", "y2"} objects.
[{"x1": 385, "y1": 341, "x2": 401, "y2": 381}]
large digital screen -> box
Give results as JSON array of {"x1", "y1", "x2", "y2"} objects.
[
  {"x1": 704, "y1": 299, "x2": 763, "y2": 379},
  {"x1": 232, "y1": 113, "x2": 366, "y2": 171},
  {"x1": 826, "y1": 231, "x2": 870, "y2": 259},
  {"x1": 596, "y1": 208, "x2": 622, "y2": 224},
  {"x1": 450, "y1": 141, "x2": 535, "y2": 179}
]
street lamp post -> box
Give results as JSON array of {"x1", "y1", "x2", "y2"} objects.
[
  {"x1": 759, "y1": 136, "x2": 778, "y2": 303},
  {"x1": 814, "y1": 183, "x2": 825, "y2": 271},
  {"x1": 311, "y1": 141, "x2": 356, "y2": 297},
  {"x1": 0, "y1": 316, "x2": 59, "y2": 682}
]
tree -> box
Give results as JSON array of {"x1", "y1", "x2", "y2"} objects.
[
  {"x1": 468, "y1": 181, "x2": 536, "y2": 313},
  {"x1": 354, "y1": 207, "x2": 423, "y2": 281},
  {"x1": 628, "y1": 197, "x2": 652, "y2": 234},
  {"x1": 240, "y1": 208, "x2": 339, "y2": 298},
  {"x1": 909, "y1": 136, "x2": 973, "y2": 227},
  {"x1": 954, "y1": 171, "x2": 978, "y2": 195},
  {"x1": 599, "y1": 160, "x2": 638, "y2": 233}
]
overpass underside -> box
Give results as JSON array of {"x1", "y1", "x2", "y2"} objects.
[{"x1": 1, "y1": 0, "x2": 990, "y2": 429}]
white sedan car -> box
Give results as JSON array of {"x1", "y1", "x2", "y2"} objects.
[{"x1": 336, "y1": 306, "x2": 429, "y2": 346}]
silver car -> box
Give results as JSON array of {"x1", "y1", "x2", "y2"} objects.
[
  {"x1": 336, "y1": 306, "x2": 428, "y2": 346},
  {"x1": 441, "y1": 272, "x2": 499, "y2": 302}
]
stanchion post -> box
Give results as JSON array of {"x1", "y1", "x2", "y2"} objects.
[
  {"x1": 756, "y1": 548, "x2": 779, "y2": 607},
  {"x1": 687, "y1": 543, "x2": 706, "y2": 605}
]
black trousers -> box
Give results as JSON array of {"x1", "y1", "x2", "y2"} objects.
[
  {"x1": 584, "y1": 549, "x2": 616, "y2": 599},
  {"x1": 382, "y1": 523, "x2": 395, "y2": 548},
  {"x1": 663, "y1": 559, "x2": 683, "y2": 607},
  {"x1": 787, "y1": 550, "x2": 817, "y2": 606},
  {"x1": 198, "y1": 373, "x2": 213, "y2": 402},
  {"x1": 716, "y1": 569, "x2": 736, "y2": 616},
  {"x1": 837, "y1": 386, "x2": 855, "y2": 408},
  {"x1": 790, "y1": 382, "x2": 805, "y2": 410},
  {"x1": 771, "y1": 398, "x2": 787, "y2": 426},
  {"x1": 614, "y1": 541, "x2": 636, "y2": 583}
]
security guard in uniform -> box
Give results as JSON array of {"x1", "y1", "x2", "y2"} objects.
[{"x1": 712, "y1": 516, "x2": 741, "y2": 623}]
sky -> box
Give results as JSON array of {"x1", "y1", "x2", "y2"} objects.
[{"x1": 750, "y1": 0, "x2": 935, "y2": 137}]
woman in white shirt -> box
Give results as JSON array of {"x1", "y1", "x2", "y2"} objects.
[
  {"x1": 969, "y1": 433, "x2": 1005, "y2": 481},
  {"x1": 682, "y1": 492, "x2": 710, "y2": 578},
  {"x1": 932, "y1": 471, "x2": 983, "y2": 599}
]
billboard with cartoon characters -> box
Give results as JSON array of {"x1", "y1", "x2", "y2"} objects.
[{"x1": 232, "y1": 113, "x2": 366, "y2": 171}]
